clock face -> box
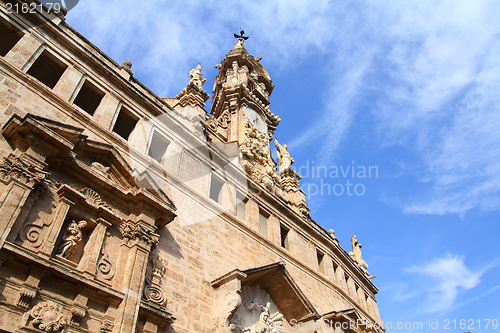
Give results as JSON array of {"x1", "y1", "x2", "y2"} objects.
[{"x1": 244, "y1": 106, "x2": 267, "y2": 133}]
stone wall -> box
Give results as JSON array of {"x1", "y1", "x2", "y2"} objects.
[{"x1": 0, "y1": 3, "x2": 381, "y2": 333}]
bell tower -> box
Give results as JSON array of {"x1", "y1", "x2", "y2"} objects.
[
  {"x1": 210, "y1": 32, "x2": 280, "y2": 142},
  {"x1": 209, "y1": 32, "x2": 281, "y2": 190}
]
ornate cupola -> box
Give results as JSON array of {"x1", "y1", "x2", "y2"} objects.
[
  {"x1": 210, "y1": 31, "x2": 280, "y2": 142},
  {"x1": 208, "y1": 32, "x2": 282, "y2": 190}
]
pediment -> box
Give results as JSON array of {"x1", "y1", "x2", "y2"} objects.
[
  {"x1": 212, "y1": 261, "x2": 319, "y2": 324},
  {"x1": 2, "y1": 114, "x2": 176, "y2": 216}
]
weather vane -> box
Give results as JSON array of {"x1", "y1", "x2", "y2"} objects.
[{"x1": 234, "y1": 30, "x2": 249, "y2": 41}]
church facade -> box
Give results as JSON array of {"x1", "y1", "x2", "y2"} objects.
[{"x1": 0, "y1": 2, "x2": 382, "y2": 333}]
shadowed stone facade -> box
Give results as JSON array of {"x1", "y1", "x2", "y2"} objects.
[{"x1": 0, "y1": 2, "x2": 383, "y2": 332}]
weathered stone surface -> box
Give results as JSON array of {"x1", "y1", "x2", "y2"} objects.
[{"x1": 0, "y1": 7, "x2": 382, "y2": 333}]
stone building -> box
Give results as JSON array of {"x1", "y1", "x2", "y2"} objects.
[{"x1": 0, "y1": 2, "x2": 383, "y2": 333}]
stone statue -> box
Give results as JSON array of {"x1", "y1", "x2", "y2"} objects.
[
  {"x1": 274, "y1": 137, "x2": 294, "y2": 172},
  {"x1": 351, "y1": 234, "x2": 362, "y2": 263},
  {"x1": 349, "y1": 234, "x2": 369, "y2": 275},
  {"x1": 254, "y1": 302, "x2": 272, "y2": 333},
  {"x1": 189, "y1": 64, "x2": 206, "y2": 89},
  {"x1": 58, "y1": 220, "x2": 87, "y2": 258}
]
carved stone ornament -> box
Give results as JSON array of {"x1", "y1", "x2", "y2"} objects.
[
  {"x1": 212, "y1": 290, "x2": 242, "y2": 333},
  {"x1": 81, "y1": 187, "x2": 112, "y2": 211},
  {"x1": 219, "y1": 110, "x2": 231, "y2": 129},
  {"x1": 230, "y1": 285, "x2": 284, "y2": 333},
  {"x1": 143, "y1": 250, "x2": 167, "y2": 307},
  {"x1": 100, "y1": 320, "x2": 114, "y2": 333},
  {"x1": 121, "y1": 222, "x2": 159, "y2": 247},
  {"x1": 0, "y1": 155, "x2": 49, "y2": 188},
  {"x1": 29, "y1": 301, "x2": 68, "y2": 332},
  {"x1": 97, "y1": 252, "x2": 115, "y2": 280},
  {"x1": 121, "y1": 60, "x2": 133, "y2": 74},
  {"x1": 21, "y1": 223, "x2": 48, "y2": 248},
  {"x1": 240, "y1": 120, "x2": 280, "y2": 190}
]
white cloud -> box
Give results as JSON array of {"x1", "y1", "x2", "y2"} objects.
[
  {"x1": 384, "y1": 282, "x2": 421, "y2": 302},
  {"x1": 406, "y1": 254, "x2": 481, "y2": 313},
  {"x1": 66, "y1": 0, "x2": 336, "y2": 97},
  {"x1": 65, "y1": 0, "x2": 500, "y2": 215}
]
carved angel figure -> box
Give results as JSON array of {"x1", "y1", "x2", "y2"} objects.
[
  {"x1": 274, "y1": 137, "x2": 294, "y2": 172},
  {"x1": 57, "y1": 220, "x2": 87, "y2": 258},
  {"x1": 189, "y1": 64, "x2": 206, "y2": 89}
]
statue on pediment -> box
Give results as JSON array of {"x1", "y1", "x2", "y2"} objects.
[
  {"x1": 189, "y1": 64, "x2": 206, "y2": 90},
  {"x1": 349, "y1": 234, "x2": 369, "y2": 275}
]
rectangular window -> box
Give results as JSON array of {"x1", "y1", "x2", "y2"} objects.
[
  {"x1": 236, "y1": 197, "x2": 247, "y2": 220},
  {"x1": 280, "y1": 224, "x2": 289, "y2": 249},
  {"x1": 26, "y1": 50, "x2": 67, "y2": 89},
  {"x1": 148, "y1": 130, "x2": 169, "y2": 163},
  {"x1": 73, "y1": 79, "x2": 105, "y2": 115},
  {"x1": 209, "y1": 174, "x2": 223, "y2": 203},
  {"x1": 317, "y1": 250, "x2": 325, "y2": 273},
  {"x1": 112, "y1": 107, "x2": 138, "y2": 140},
  {"x1": 259, "y1": 210, "x2": 269, "y2": 237},
  {"x1": 0, "y1": 17, "x2": 24, "y2": 57}
]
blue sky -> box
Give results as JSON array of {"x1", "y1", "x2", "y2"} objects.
[{"x1": 65, "y1": 0, "x2": 500, "y2": 331}]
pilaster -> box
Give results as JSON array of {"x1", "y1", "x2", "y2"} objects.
[{"x1": 114, "y1": 220, "x2": 159, "y2": 333}]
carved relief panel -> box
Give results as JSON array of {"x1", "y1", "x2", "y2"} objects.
[{"x1": 230, "y1": 285, "x2": 285, "y2": 333}]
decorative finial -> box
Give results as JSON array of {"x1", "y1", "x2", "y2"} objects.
[
  {"x1": 234, "y1": 30, "x2": 249, "y2": 50},
  {"x1": 234, "y1": 29, "x2": 249, "y2": 41},
  {"x1": 122, "y1": 60, "x2": 132, "y2": 70},
  {"x1": 121, "y1": 60, "x2": 133, "y2": 75}
]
